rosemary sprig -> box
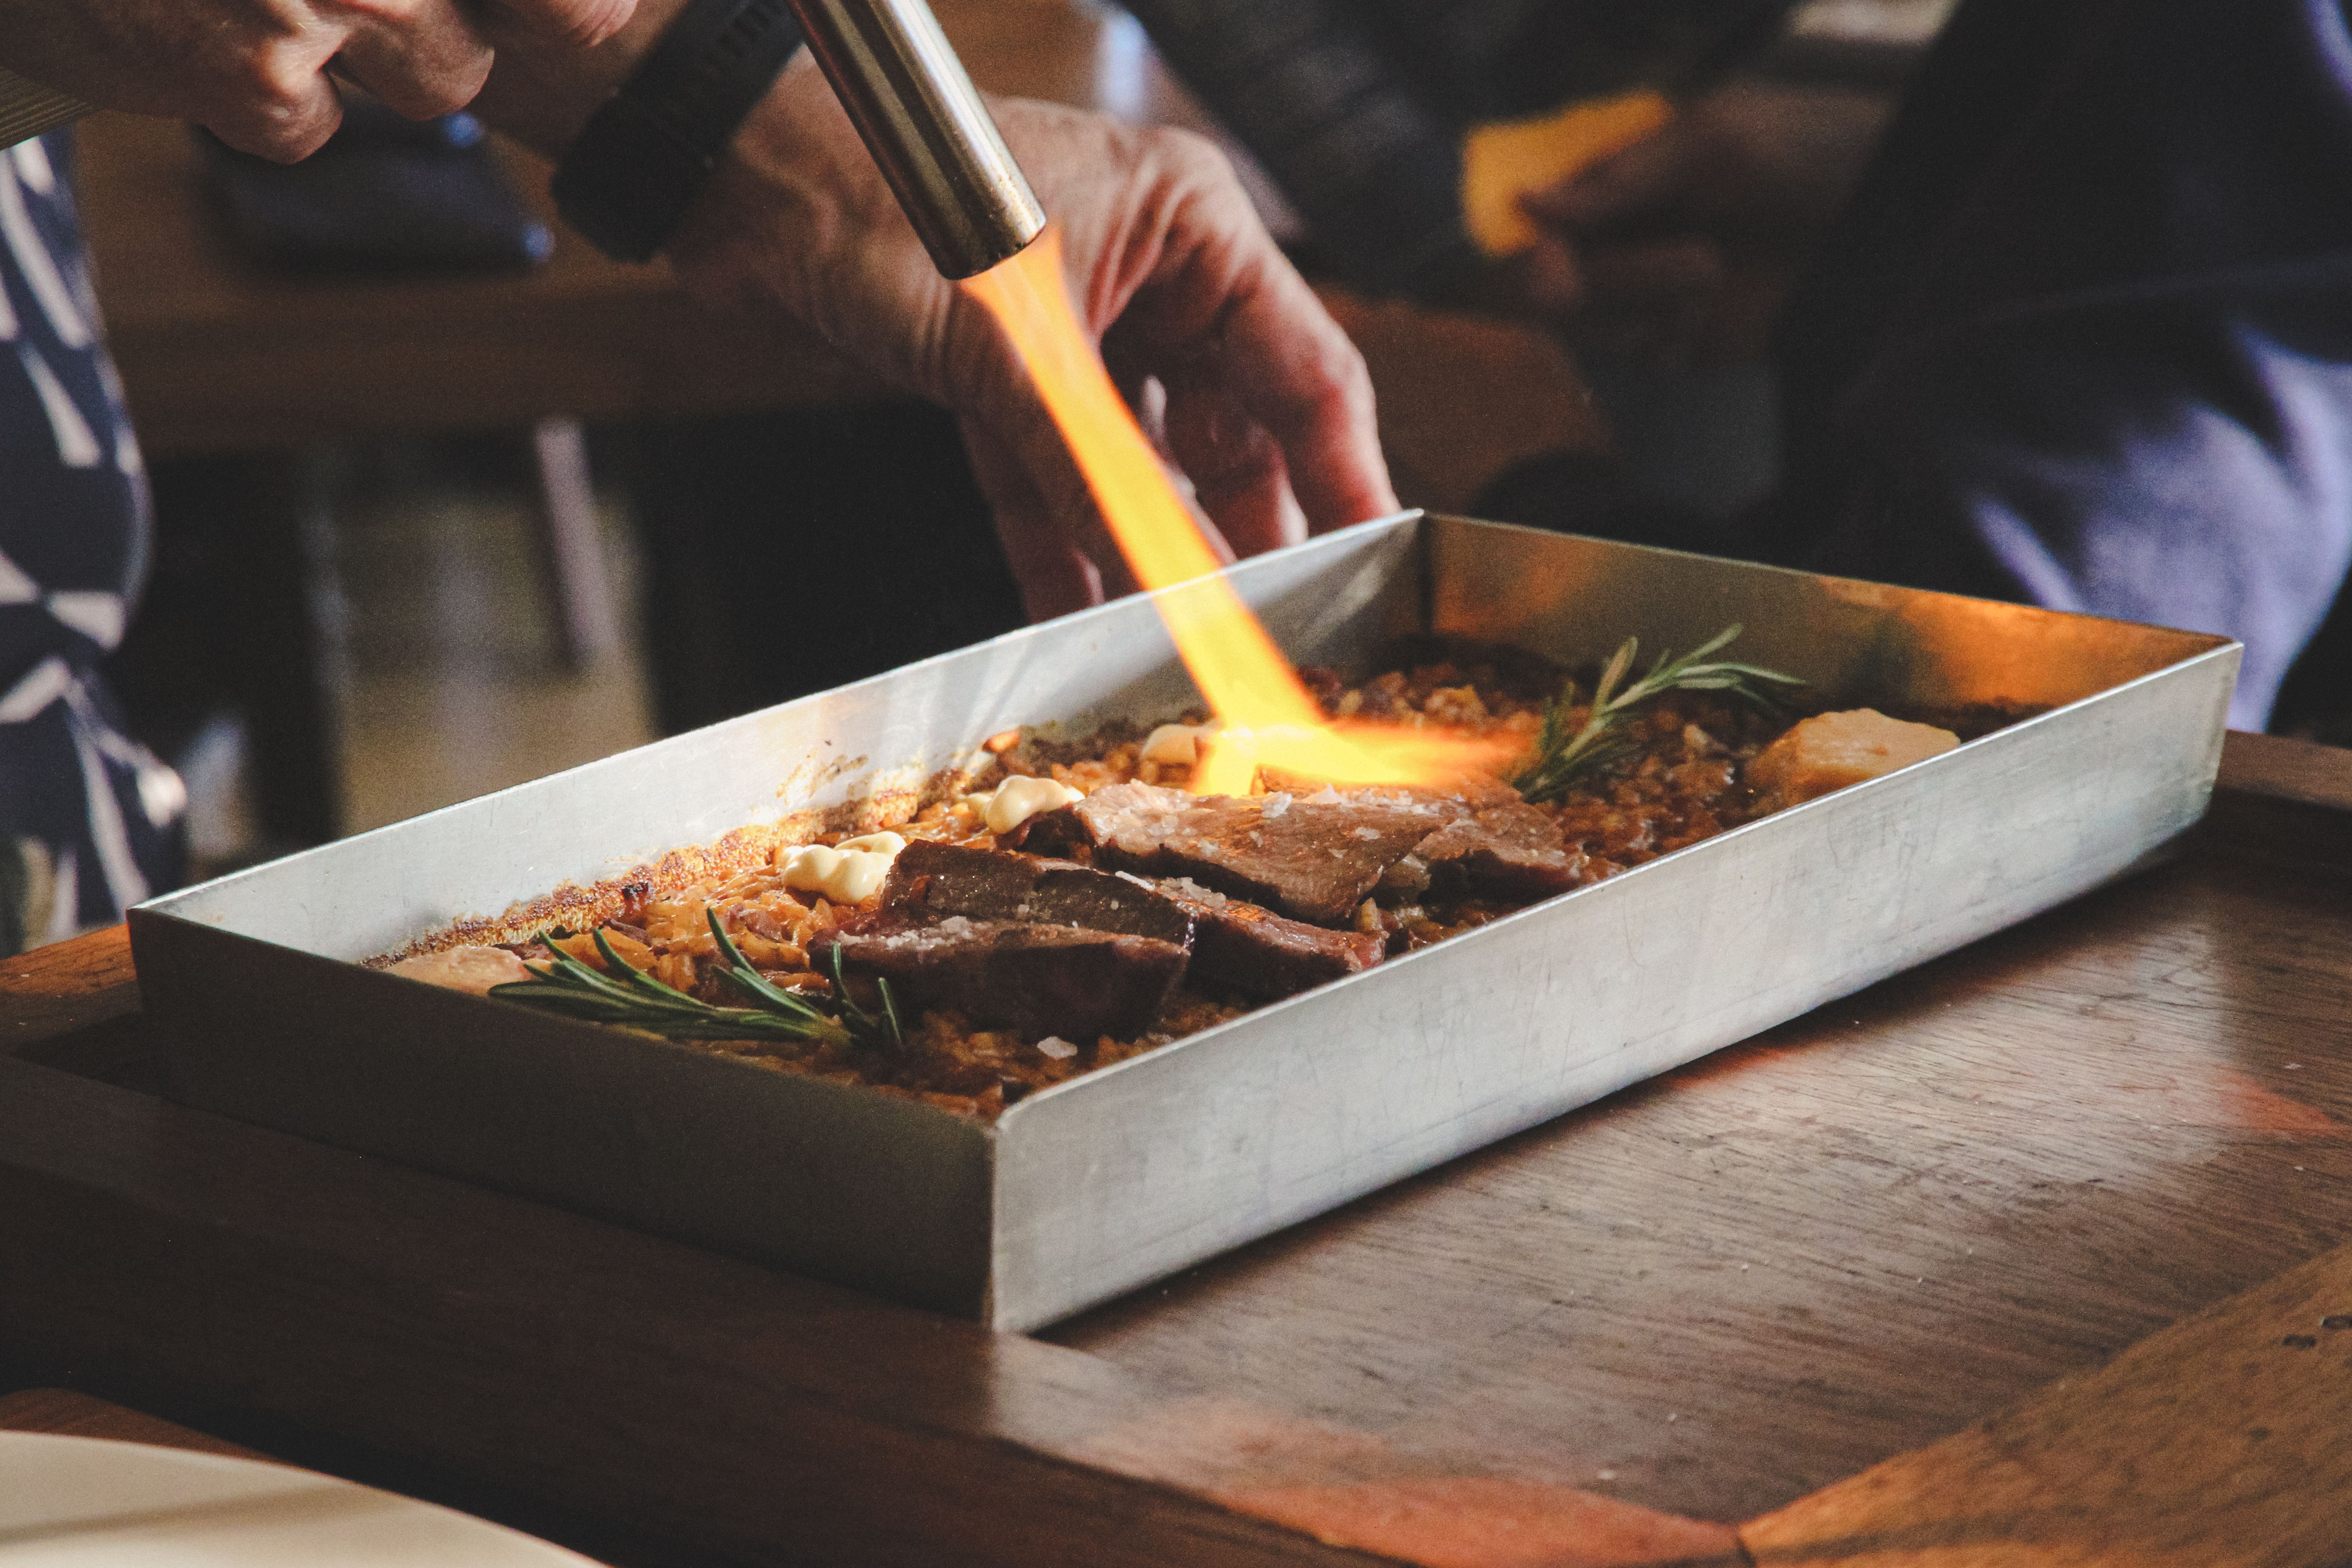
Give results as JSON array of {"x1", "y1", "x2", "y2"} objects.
[
  {"x1": 488, "y1": 909, "x2": 903, "y2": 1052},
  {"x1": 1512, "y1": 624, "x2": 1805, "y2": 804}
]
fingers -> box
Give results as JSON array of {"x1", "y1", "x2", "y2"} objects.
[
  {"x1": 199, "y1": 41, "x2": 347, "y2": 161},
  {"x1": 490, "y1": 0, "x2": 637, "y2": 47},
  {"x1": 1522, "y1": 123, "x2": 1702, "y2": 238},
  {"x1": 334, "y1": 0, "x2": 494, "y2": 119},
  {"x1": 219, "y1": 0, "x2": 617, "y2": 155},
  {"x1": 955, "y1": 416, "x2": 1110, "y2": 623},
  {"x1": 1580, "y1": 238, "x2": 1728, "y2": 311},
  {"x1": 1517, "y1": 229, "x2": 1587, "y2": 316},
  {"x1": 1574, "y1": 237, "x2": 1730, "y2": 364},
  {"x1": 1121, "y1": 132, "x2": 1396, "y2": 536},
  {"x1": 1215, "y1": 263, "x2": 1398, "y2": 536},
  {"x1": 1156, "y1": 360, "x2": 1309, "y2": 559}
]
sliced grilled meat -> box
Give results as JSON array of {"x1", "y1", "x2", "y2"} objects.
[
  {"x1": 883, "y1": 839, "x2": 1193, "y2": 946},
  {"x1": 1410, "y1": 802, "x2": 1595, "y2": 902},
  {"x1": 811, "y1": 918, "x2": 1188, "y2": 1043},
  {"x1": 886, "y1": 840, "x2": 1374, "y2": 1002},
  {"x1": 1024, "y1": 781, "x2": 1458, "y2": 926},
  {"x1": 1156, "y1": 878, "x2": 1386, "y2": 1001}
]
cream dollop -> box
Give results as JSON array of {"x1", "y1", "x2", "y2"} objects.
[
  {"x1": 834, "y1": 831, "x2": 908, "y2": 858},
  {"x1": 389, "y1": 944, "x2": 534, "y2": 996},
  {"x1": 779, "y1": 842, "x2": 897, "y2": 904},
  {"x1": 981, "y1": 775, "x2": 1083, "y2": 835}
]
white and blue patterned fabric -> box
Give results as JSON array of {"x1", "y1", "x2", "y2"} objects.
[{"x1": 0, "y1": 130, "x2": 183, "y2": 954}]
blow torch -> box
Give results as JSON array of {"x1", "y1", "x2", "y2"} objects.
[{"x1": 783, "y1": 0, "x2": 1045, "y2": 279}]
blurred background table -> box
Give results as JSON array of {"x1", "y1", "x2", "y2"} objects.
[
  {"x1": 75, "y1": 0, "x2": 1600, "y2": 478},
  {"x1": 73, "y1": 0, "x2": 1605, "y2": 860}
]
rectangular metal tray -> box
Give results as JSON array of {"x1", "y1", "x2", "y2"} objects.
[{"x1": 130, "y1": 515, "x2": 2239, "y2": 1331}]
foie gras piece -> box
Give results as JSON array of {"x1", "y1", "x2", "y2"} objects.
[
  {"x1": 883, "y1": 838, "x2": 1194, "y2": 947},
  {"x1": 1747, "y1": 709, "x2": 1960, "y2": 805},
  {"x1": 1023, "y1": 780, "x2": 1457, "y2": 927},
  {"x1": 1154, "y1": 878, "x2": 1387, "y2": 1001},
  {"x1": 389, "y1": 945, "x2": 535, "y2": 995},
  {"x1": 811, "y1": 918, "x2": 1189, "y2": 1042}
]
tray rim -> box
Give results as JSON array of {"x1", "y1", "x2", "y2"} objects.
[
  {"x1": 130, "y1": 507, "x2": 2246, "y2": 1143},
  {"x1": 127, "y1": 513, "x2": 2244, "y2": 1325}
]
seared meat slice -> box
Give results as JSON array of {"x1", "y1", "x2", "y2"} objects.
[
  {"x1": 1410, "y1": 803, "x2": 1595, "y2": 902},
  {"x1": 883, "y1": 840, "x2": 1193, "y2": 946},
  {"x1": 1024, "y1": 781, "x2": 1456, "y2": 926},
  {"x1": 1156, "y1": 878, "x2": 1386, "y2": 1000},
  {"x1": 811, "y1": 918, "x2": 1187, "y2": 1042},
  {"x1": 1257, "y1": 769, "x2": 1523, "y2": 812},
  {"x1": 887, "y1": 840, "x2": 1367, "y2": 1002}
]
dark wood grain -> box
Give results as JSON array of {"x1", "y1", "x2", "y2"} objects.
[
  {"x1": 1047, "y1": 735, "x2": 2352, "y2": 1521},
  {"x1": 0, "y1": 923, "x2": 137, "y2": 1051},
  {"x1": 1743, "y1": 1240, "x2": 2352, "y2": 1566}
]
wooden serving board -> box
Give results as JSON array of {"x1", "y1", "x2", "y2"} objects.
[{"x1": 3, "y1": 731, "x2": 2348, "y2": 1567}]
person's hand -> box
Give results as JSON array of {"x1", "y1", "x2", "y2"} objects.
[
  {"x1": 1514, "y1": 80, "x2": 1892, "y2": 366},
  {"x1": 0, "y1": 0, "x2": 635, "y2": 161},
  {"x1": 664, "y1": 58, "x2": 1397, "y2": 620}
]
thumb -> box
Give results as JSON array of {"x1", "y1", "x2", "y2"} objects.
[{"x1": 1521, "y1": 122, "x2": 1697, "y2": 237}]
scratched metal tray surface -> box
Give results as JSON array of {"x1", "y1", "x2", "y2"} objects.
[{"x1": 129, "y1": 515, "x2": 2239, "y2": 1331}]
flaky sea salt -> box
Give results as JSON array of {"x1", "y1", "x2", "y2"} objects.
[{"x1": 1037, "y1": 1036, "x2": 1079, "y2": 1060}]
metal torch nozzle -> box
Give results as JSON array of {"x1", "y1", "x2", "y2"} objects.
[{"x1": 784, "y1": 0, "x2": 1046, "y2": 280}]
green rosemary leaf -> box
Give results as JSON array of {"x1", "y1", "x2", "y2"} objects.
[
  {"x1": 705, "y1": 909, "x2": 829, "y2": 1020},
  {"x1": 487, "y1": 916, "x2": 870, "y2": 1050},
  {"x1": 877, "y1": 973, "x2": 906, "y2": 1052},
  {"x1": 819, "y1": 940, "x2": 905, "y2": 1053},
  {"x1": 1512, "y1": 623, "x2": 1805, "y2": 805},
  {"x1": 595, "y1": 928, "x2": 703, "y2": 1006}
]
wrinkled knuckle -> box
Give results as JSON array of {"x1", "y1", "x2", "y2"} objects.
[
  {"x1": 339, "y1": 0, "x2": 420, "y2": 28},
  {"x1": 1141, "y1": 124, "x2": 1231, "y2": 184},
  {"x1": 1320, "y1": 328, "x2": 1375, "y2": 397},
  {"x1": 561, "y1": 0, "x2": 634, "y2": 46},
  {"x1": 234, "y1": 46, "x2": 317, "y2": 117}
]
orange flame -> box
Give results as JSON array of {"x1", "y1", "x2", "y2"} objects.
[{"x1": 961, "y1": 229, "x2": 1508, "y2": 796}]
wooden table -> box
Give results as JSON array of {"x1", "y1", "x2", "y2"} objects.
[{"x1": 4, "y1": 731, "x2": 2349, "y2": 1566}]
